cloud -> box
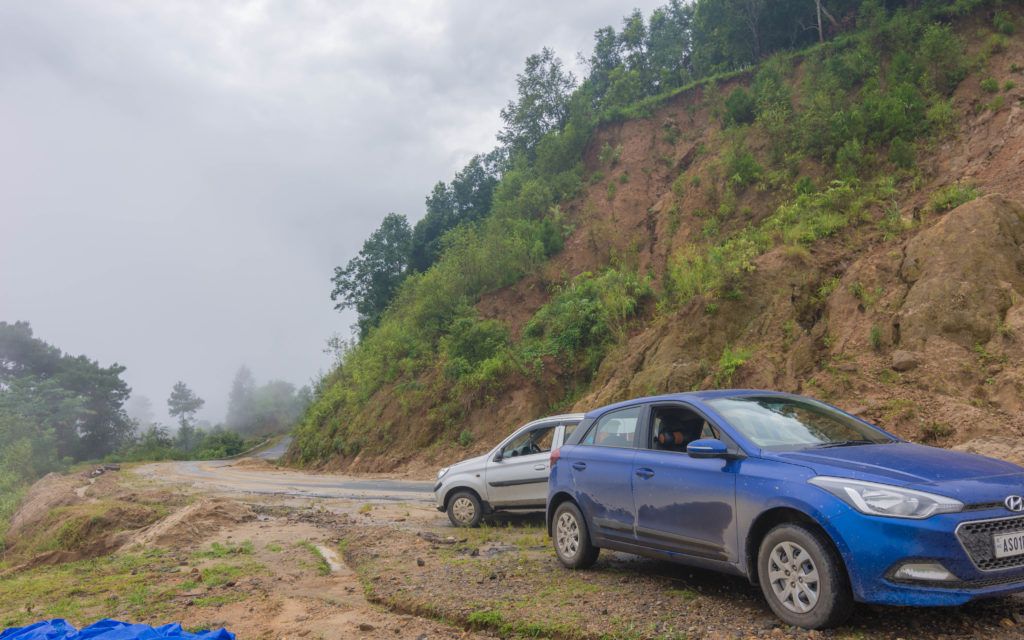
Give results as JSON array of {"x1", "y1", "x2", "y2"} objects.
[{"x1": 0, "y1": 0, "x2": 664, "y2": 420}]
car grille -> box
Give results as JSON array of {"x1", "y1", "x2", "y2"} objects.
[
  {"x1": 957, "y1": 515, "x2": 1024, "y2": 571},
  {"x1": 963, "y1": 501, "x2": 1005, "y2": 512}
]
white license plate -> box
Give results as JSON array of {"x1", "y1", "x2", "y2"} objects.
[{"x1": 993, "y1": 531, "x2": 1024, "y2": 559}]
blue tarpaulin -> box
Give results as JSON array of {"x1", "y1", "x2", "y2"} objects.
[{"x1": 0, "y1": 620, "x2": 234, "y2": 640}]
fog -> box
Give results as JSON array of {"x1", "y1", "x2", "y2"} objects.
[{"x1": 0, "y1": 0, "x2": 662, "y2": 421}]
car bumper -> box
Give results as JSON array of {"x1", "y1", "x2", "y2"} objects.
[
  {"x1": 433, "y1": 482, "x2": 445, "y2": 511},
  {"x1": 827, "y1": 507, "x2": 1024, "y2": 606}
]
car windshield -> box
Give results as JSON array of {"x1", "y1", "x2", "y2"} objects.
[{"x1": 707, "y1": 396, "x2": 894, "y2": 450}]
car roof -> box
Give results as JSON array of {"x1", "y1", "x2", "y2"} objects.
[
  {"x1": 531, "y1": 412, "x2": 585, "y2": 424},
  {"x1": 582, "y1": 389, "x2": 793, "y2": 419}
]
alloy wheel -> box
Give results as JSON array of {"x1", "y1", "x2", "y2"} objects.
[
  {"x1": 767, "y1": 540, "x2": 820, "y2": 613},
  {"x1": 556, "y1": 511, "x2": 580, "y2": 558}
]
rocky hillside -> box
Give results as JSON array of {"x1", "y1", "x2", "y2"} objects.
[{"x1": 290, "y1": 3, "x2": 1024, "y2": 475}]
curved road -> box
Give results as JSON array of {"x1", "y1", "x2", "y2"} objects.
[{"x1": 136, "y1": 437, "x2": 435, "y2": 503}]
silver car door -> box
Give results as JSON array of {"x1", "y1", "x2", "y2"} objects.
[{"x1": 484, "y1": 423, "x2": 557, "y2": 507}]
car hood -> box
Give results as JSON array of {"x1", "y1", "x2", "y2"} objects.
[
  {"x1": 768, "y1": 442, "x2": 1024, "y2": 504},
  {"x1": 445, "y1": 453, "x2": 488, "y2": 475}
]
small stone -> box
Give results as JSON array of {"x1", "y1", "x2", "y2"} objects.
[
  {"x1": 601, "y1": 608, "x2": 609, "y2": 615},
  {"x1": 358, "y1": 623, "x2": 375, "y2": 632},
  {"x1": 891, "y1": 350, "x2": 920, "y2": 372},
  {"x1": 416, "y1": 558, "x2": 425, "y2": 567}
]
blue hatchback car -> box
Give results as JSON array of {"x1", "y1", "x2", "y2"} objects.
[{"x1": 547, "y1": 390, "x2": 1024, "y2": 629}]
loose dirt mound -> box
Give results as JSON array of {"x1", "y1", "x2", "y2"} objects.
[
  {"x1": 230, "y1": 457, "x2": 275, "y2": 470},
  {"x1": 124, "y1": 498, "x2": 255, "y2": 550},
  {"x1": 4, "y1": 473, "x2": 83, "y2": 546}
]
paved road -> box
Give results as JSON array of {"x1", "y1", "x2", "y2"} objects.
[
  {"x1": 136, "y1": 445, "x2": 435, "y2": 503},
  {"x1": 254, "y1": 435, "x2": 293, "y2": 461}
]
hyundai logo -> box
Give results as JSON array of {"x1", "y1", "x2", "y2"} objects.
[{"x1": 1006, "y1": 495, "x2": 1024, "y2": 512}]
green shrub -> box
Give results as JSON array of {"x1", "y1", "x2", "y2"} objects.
[
  {"x1": 888, "y1": 137, "x2": 915, "y2": 169},
  {"x1": 793, "y1": 176, "x2": 816, "y2": 196},
  {"x1": 723, "y1": 87, "x2": 756, "y2": 126},
  {"x1": 870, "y1": 325, "x2": 883, "y2": 351},
  {"x1": 723, "y1": 146, "x2": 762, "y2": 187},
  {"x1": 1005, "y1": 80, "x2": 1017, "y2": 92},
  {"x1": 598, "y1": 142, "x2": 622, "y2": 166},
  {"x1": 458, "y1": 430, "x2": 473, "y2": 447},
  {"x1": 925, "y1": 99, "x2": 956, "y2": 134},
  {"x1": 928, "y1": 182, "x2": 980, "y2": 213},
  {"x1": 994, "y1": 10, "x2": 1016, "y2": 35},
  {"x1": 671, "y1": 172, "x2": 687, "y2": 198},
  {"x1": 836, "y1": 139, "x2": 868, "y2": 178},
  {"x1": 716, "y1": 346, "x2": 753, "y2": 386},
  {"x1": 984, "y1": 34, "x2": 1010, "y2": 57},
  {"x1": 985, "y1": 95, "x2": 1006, "y2": 111},
  {"x1": 981, "y1": 77, "x2": 1000, "y2": 93},
  {"x1": 523, "y1": 269, "x2": 650, "y2": 374}
]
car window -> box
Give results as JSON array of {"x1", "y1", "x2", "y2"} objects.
[
  {"x1": 562, "y1": 422, "x2": 579, "y2": 440},
  {"x1": 502, "y1": 425, "x2": 556, "y2": 457},
  {"x1": 581, "y1": 407, "x2": 641, "y2": 448},
  {"x1": 648, "y1": 406, "x2": 718, "y2": 453}
]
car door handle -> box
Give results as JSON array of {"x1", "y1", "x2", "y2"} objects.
[
  {"x1": 635, "y1": 468, "x2": 655, "y2": 479},
  {"x1": 572, "y1": 462, "x2": 587, "y2": 471},
  {"x1": 534, "y1": 464, "x2": 547, "y2": 471}
]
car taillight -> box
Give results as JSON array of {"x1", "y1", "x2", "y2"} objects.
[{"x1": 550, "y1": 447, "x2": 561, "y2": 465}]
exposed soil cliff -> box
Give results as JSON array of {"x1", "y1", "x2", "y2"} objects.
[{"x1": 309, "y1": 11, "x2": 1024, "y2": 475}]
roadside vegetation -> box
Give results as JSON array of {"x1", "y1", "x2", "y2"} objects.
[
  {"x1": 0, "y1": 323, "x2": 273, "y2": 542},
  {"x1": 293, "y1": 0, "x2": 1009, "y2": 467}
]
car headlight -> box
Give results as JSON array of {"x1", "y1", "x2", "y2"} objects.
[
  {"x1": 436, "y1": 467, "x2": 449, "y2": 480},
  {"x1": 809, "y1": 476, "x2": 963, "y2": 519}
]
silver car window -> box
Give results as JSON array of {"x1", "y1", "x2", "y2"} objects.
[{"x1": 501, "y1": 425, "x2": 556, "y2": 457}]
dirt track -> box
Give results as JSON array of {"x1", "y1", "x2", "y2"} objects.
[
  {"x1": 124, "y1": 453, "x2": 1024, "y2": 640},
  {"x1": 135, "y1": 459, "x2": 434, "y2": 502}
]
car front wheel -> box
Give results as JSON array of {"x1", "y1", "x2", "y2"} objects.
[
  {"x1": 757, "y1": 523, "x2": 853, "y2": 629},
  {"x1": 552, "y1": 501, "x2": 599, "y2": 569},
  {"x1": 446, "y1": 490, "x2": 483, "y2": 528}
]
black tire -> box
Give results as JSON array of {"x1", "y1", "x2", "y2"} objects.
[
  {"x1": 757, "y1": 523, "x2": 853, "y2": 630},
  {"x1": 552, "y1": 501, "x2": 599, "y2": 569},
  {"x1": 446, "y1": 490, "x2": 483, "y2": 528}
]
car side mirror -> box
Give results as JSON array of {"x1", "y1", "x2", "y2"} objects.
[
  {"x1": 687, "y1": 438, "x2": 732, "y2": 459},
  {"x1": 493, "y1": 452, "x2": 503, "y2": 463}
]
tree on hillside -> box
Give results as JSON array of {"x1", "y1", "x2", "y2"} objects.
[
  {"x1": 498, "y1": 47, "x2": 578, "y2": 158},
  {"x1": 331, "y1": 212, "x2": 412, "y2": 337},
  {"x1": 0, "y1": 321, "x2": 133, "y2": 461},
  {"x1": 225, "y1": 365, "x2": 255, "y2": 430},
  {"x1": 167, "y1": 381, "x2": 204, "y2": 430},
  {"x1": 409, "y1": 154, "x2": 499, "y2": 272}
]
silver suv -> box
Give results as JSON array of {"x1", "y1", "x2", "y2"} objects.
[{"x1": 434, "y1": 413, "x2": 583, "y2": 527}]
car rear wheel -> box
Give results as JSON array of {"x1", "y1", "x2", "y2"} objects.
[
  {"x1": 757, "y1": 523, "x2": 853, "y2": 629},
  {"x1": 446, "y1": 491, "x2": 483, "y2": 528},
  {"x1": 552, "y1": 501, "x2": 599, "y2": 569}
]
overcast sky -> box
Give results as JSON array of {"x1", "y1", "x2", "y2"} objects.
[{"x1": 0, "y1": 0, "x2": 664, "y2": 422}]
